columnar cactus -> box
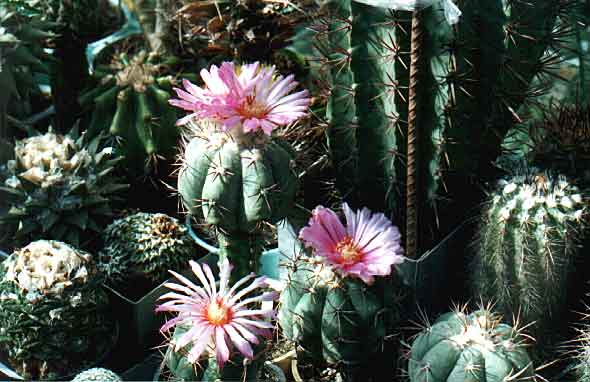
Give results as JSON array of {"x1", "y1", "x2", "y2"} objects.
[
  {"x1": 71, "y1": 368, "x2": 122, "y2": 382},
  {"x1": 318, "y1": 0, "x2": 574, "y2": 245},
  {"x1": 98, "y1": 212, "x2": 197, "y2": 286},
  {"x1": 171, "y1": 62, "x2": 309, "y2": 279},
  {"x1": 278, "y1": 204, "x2": 405, "y2": 381},
  {"x1": 407, "y1": 308, "x2": 536, "y2": 382},
  {"x1": 0, "y1": 128, "x2": 128, "y2": 248},
  {"x1": 0, "y1": 240, "x2": 113, "y2": 380},
  {"x1": 472, "y1": 171, "x2": 587, "y2": 350},
  {"x1": 84, "y1": 50, "x2": 184, "y2": 175},
  {"x1": 573, "y1": 309, "x2": 590, "y2": 382}
]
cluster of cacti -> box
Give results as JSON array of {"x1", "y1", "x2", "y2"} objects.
[
  {"x1": 278, "y1": 254, "x2": 402, "y2": 380},
  {"x1": 97, "y1": 211, "x2": 196, "y2": 286},
  {"x1": 0, "y1": 128, "x2": 128, "y2": 247},
  {"x1": 178, "y1": 122, "x2": 298, "y2": 280},
  {"x1": 318, "y1": 0, "x2": 576, "y2": 249},
  {"x1": 71, "y1": 368, "x2": 122, "y2": 382},
  {"x1": 173, "y1": 0, "x2": 314, "y2": 65},
  {"x1": 407, "y1": 307, "x2": 536, "y2": 382},
  {"x1": 0, "y1": 240, "x2": 113, "y2": 380},
  {"x1": 83, "y1": 50, "x2": 185, "y2": 175},
  {"x1": 471, "y1": 171, "x2": 587, "y2": 350}
]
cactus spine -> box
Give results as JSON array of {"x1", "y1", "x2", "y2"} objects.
[
  {"x1": 407, "y1": 308, "x2": 535, "y2": 382},
  {"x1": 278, "y1": 255, "x2": 402, "y2": 380},
  {"x1": 71, "y1": 368, "x2": 122, "y2": 382},
  {"x1": 471, "y1": 171, "x2": 587, "y2": 352},
  {"x1": 320, "y1": 0, "x2": 570, "y2": 247}
]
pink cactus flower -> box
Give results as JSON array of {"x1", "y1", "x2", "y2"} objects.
[
  {"x1": 169, "y1": 61, "x2": 310, "y2": 135},
  {"x1": 299, "y1": 203, "x2": 404, "y2": 284},
  {"x1": 156, "y1": 258, "x2": 278, "y2": 368}
]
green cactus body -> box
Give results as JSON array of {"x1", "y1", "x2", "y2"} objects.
[
  {"x1": 322, "y1": 0, "x2": 566, "y2": 245},
  {"x1": 0, "y1": 240, "x2": 114, "y2": 380},
  {"x1": 178, "y1": 125, "x2": 297, "y2": 279},
  {"x1": 278, "y1": 257, "x2": 401, "y2": 379},
  {"x1": 84, "y1": 50, "x2": 183, "y2": 175},
  {"x1": 573, "y1": 311, "x2": 590, "y2": 382},
  {"x1": 71, "y1": 368, "x2": 121, "y2": 382},
  {"x1": 472, "y1": 172, "x2": 587, "y2": 351},
  {"x1": 164, "y1": 324, "x2": 261, "y2": 382},
  {"x1": 408, "y1": 309, "x2": 535, "y2": 382},
  {"x1": 0, "y1": 128, "x2": 128, "y2": 248},
  {"x1": 98, "y1": 212, "x2": 197, "y2": 286}
]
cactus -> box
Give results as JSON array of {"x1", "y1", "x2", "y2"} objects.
[
  {"x1": 83, "y1": 50, "x2": 185, "y2": 175},
  {"x1": 572, "y1": 308, "x2": 590, "y2": 382},
  {"x1": 407, "y1": 307, "x2": 535, "y2": 382},
  {"x1": 318, "y1": 0, "x2": 574, "y2": 247},
  {"x1": 178, "y1": 122, "x2": 297, "y2": 280},
  {"x1": 0, "y1": 240, "x2": 114, "y2": 380},
  {"x1": 278, "y1": 255, "x2": 403, "y2": 380},
  {"x1": 471, "y1": 171, "x2": 587, "y2": 352},
  {"x1": 97, "y1": 212, "x2": 197, "y2": 286},
  {"x1": 163, "y1": 324, "x2": 261, "y2": 382},
  {"x1": 0, "y1": 128, "x2": 128, "y2": 248},
  {"x1": 71, "y1": 368, "x2": 122, "y2": 382}
]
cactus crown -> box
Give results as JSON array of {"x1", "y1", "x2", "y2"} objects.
[
  {"x1": 71, "y1": 368, "x2": 122, "y2": 382},
  {"x1": 98, "y1": 212, "x2": 196, "y2": 285},
  {"x1": 111, "y1": 50, "x2": 159, "y2": 92},
  {"x1": 0, "y1": 128, "x2": 127, "y2": 247}
]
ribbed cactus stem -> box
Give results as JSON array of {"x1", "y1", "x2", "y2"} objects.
[{"x1": 216, "y1": 231, "x2": 262, "y2": 283}]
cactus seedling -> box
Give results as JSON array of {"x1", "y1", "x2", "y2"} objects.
[
  {"x1": 0, "y1": 128, "x2": 128, "y2": 248},
  {"x1": 407, "y1": 307, "x2": 536, "y2": 382},
  {"x1": 71, "y1": 368, "x2": 122, "y2": 382},
  {"x1": 156, "y1": 258, "x2": 278, "y2": 381},
  {"x1": 172, "y1": 61, "x2": 310, "y2": 280},
  {"x1": 98, "y1": 212, "x2": 197, "y2": 287},
  {"x1": 472, "y1": 170, "x2": 587, "y2": 352},
  {"x1": 278, "y1": 203, "x2": 405, "y2": 380},
  {"x1": 0, "y1": 240, "x2": 113, "y2": 380}
]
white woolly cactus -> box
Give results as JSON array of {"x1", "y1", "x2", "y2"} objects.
[
  {"x1": 98, "y1": 212, "x2": 197, "y2": 286},
  {"x1": 71, "y1": 368, "x2": 121, "y2": 382},
  {"x1": 0, "y1": 240, "x2": 114, "y2": 380},
  {"x1": 0, "y1": 128, "x2": 127, "y2": 247},
  {"x1": 472, "y1": 170, "x2": 588, "y2": 354}
]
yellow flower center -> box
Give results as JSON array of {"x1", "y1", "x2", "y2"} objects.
[
  {"x1": 206, "y1": 300, "x2": 231, "y2": 325},
  {"x1": 238, "y1": 95, "x2": 269, "y2": 119},
  {"x1": 335, "y1": 236, "x2": 362, "y2": 265}
]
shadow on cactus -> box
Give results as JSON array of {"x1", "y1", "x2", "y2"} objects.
[
  {"x1": 0, "y1": 126, "x2": 128, "y2": 249},
  {"x1": 405, "y1": 304, "x2": 538, "y2": 382},
  {"x1": 471, "y1": 169, "x2": 588, "y2": 356},
  {"x1": 0, "y1": 240, "x2": 115, "y2": 380},
  {"x1": 278, "y1": 203, "x2": 407, "y2": 381}
]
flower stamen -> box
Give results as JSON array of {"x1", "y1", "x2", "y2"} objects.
[
  {"x1": 206, "y1": 300, "x2": 231, "y2": 326},
  {"x1": 335, "y1": 237, "x2": 363, "y2": 265}
]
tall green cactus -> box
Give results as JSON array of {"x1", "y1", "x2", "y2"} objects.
[
  {"x1": 278, "y1": 254, "x2": 403, "y2": 381},
  {"x1": 471, "y1": 171, "x2": 587, "y2": 354},
  {"x1": 320, "y1": 0, "x2": 570, "y2": 248}
]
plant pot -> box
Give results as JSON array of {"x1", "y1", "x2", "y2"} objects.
[{"x1": 103, "y1": 253, "x2": 219, "y2": 369}]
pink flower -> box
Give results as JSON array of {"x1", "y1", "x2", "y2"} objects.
[
  {"x1": 156, "y1": 258, "x2": 278, "y2": 368},
  {"x1": 169, "y1": 61, "x2": 310, "y2": 135},
  {"x1": 299, "y1": 203, "x2": 404, "y2": 284}
]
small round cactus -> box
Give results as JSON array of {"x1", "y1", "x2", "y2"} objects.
[
  {"x1": 98, "y1": 212, "x2": 197, "y2": 286},
  {"x1": 71, "y1": 368, "x2": 121, "y2": 382},
  {"x1": 407, "y1": 308, "x2": 535, "y2": 382},
  {"x1": 0, "y1": 240, "x2": 113, "y2": 380},
  {"x1": 0, "y1": 128, "x2": 128, "y2": 248},
  {"x1": 472, "y1": 171, "x2": 587, "y2": 351}
]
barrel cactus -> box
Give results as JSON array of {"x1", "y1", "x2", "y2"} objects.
[
  {"x1": 83, "y1": 50, "x2": 185, "y2": 175},
  {"x1": 0, "y1": 128, "x2": 128, "y2": 248},
  {"x1": 172, "y1": 61, "x2": 309, "y2": 279},
  {"x1": 0, "y1": 240, "x2": 113, "y2": 380},
  {"x1": 472, "y1": 171, "x2": 587, "y2": 351},
  {"x1": 407, "y1": 308, "x2": 536, "y2": 382},
  {"x1": 71, "y1": 368, "x2": 121, "y2": 382},
  {"x1": 278, "y1": 203, "x2": 405, "y2": 380},
  {"x1": 318, "y1": 0, "x2": 577, "y2": 249},
  {"x1": 156, "y1": 258, "x2": 278, "y2": 382},
  {"x1": 98, "y1": 212, "x2": 197, "y2": 287}
]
